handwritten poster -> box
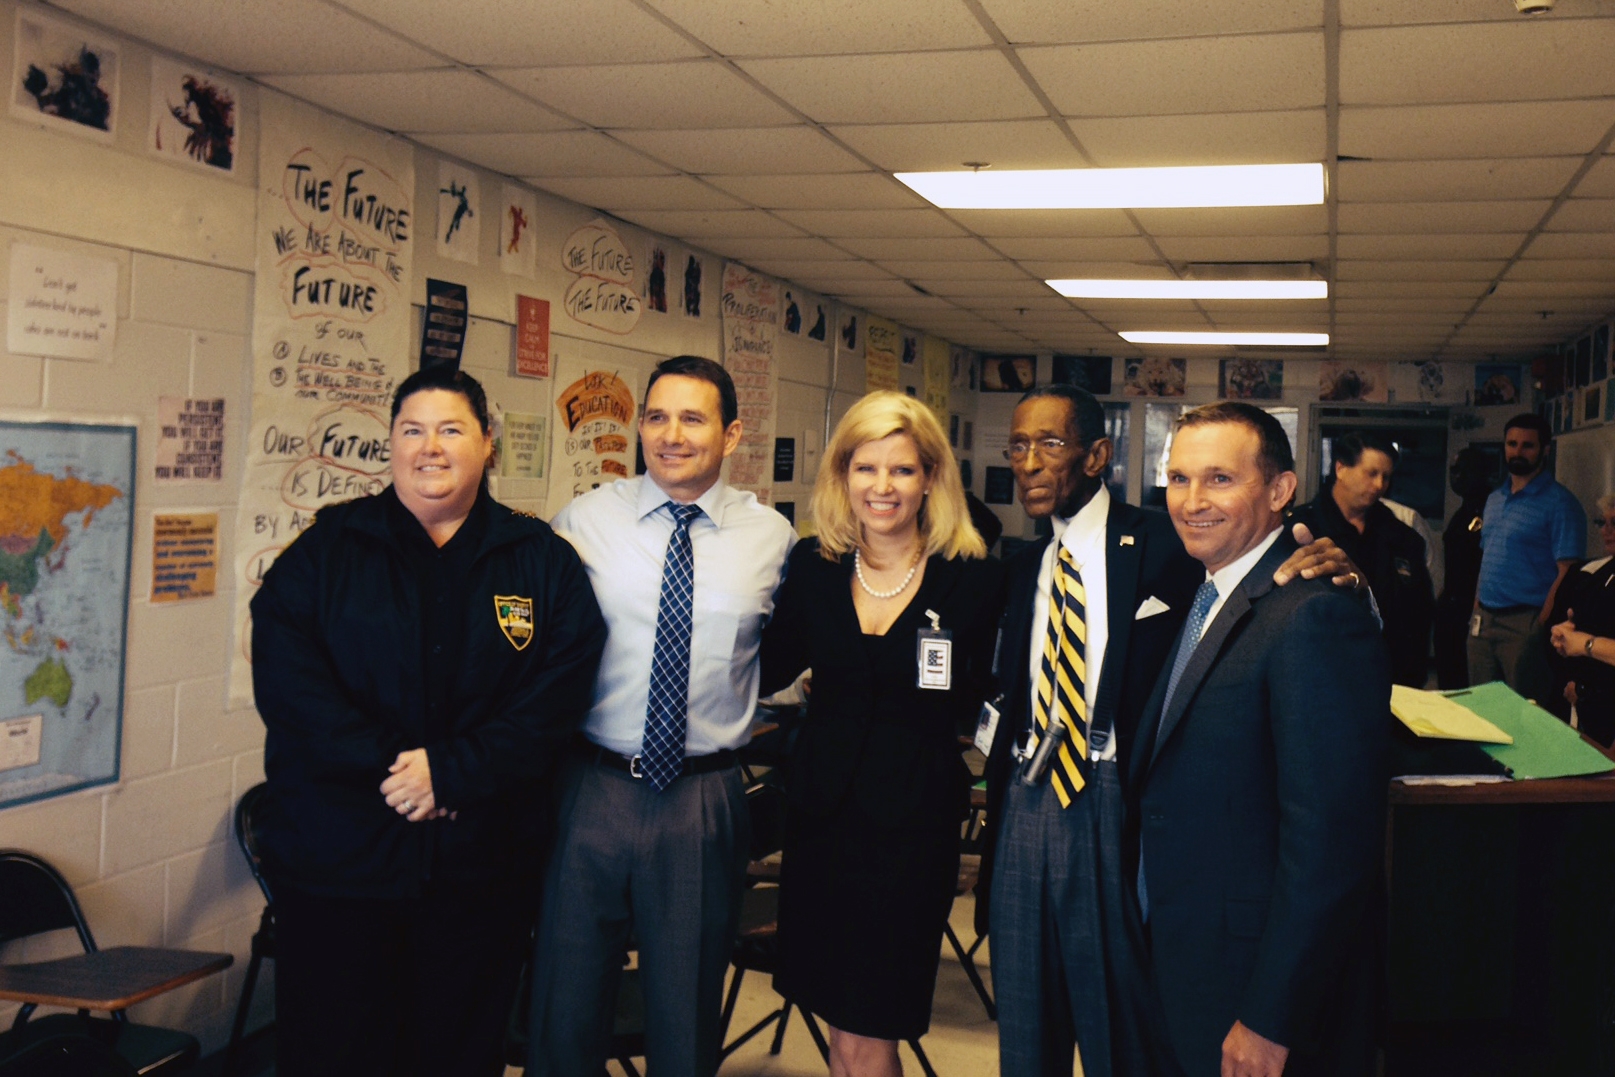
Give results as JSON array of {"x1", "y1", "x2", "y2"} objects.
[
  {"x1": 154, "y1": 396, "x2": 225, "y2": 482},
  {"x1": 515, "y1": 295, "x2": 550, "y2": 378},
  {"x1": 721, "y1": 262, "x2": 779, "y2": 505},
  {"x1": 6, "y1": 244, "x2": 117, "y2": 361},
  {"x1": 151, "y1": 512, "x2": 218, "y2": 602},
  {"x1": 865, "y1": 317, "x2": 900, "y2": 392},
  {"x1": 549, "y1": 361, "x2": 637, "y2": 506},
  {"x1": 230, "y1": 92, "x2": 414, "y2": 704},
  {"x1": 922, "y1": 335, "x2": 951, "y2": 422},
  {"x1": 500, "y1": 410, "x2": 546, "y2": 480},
  {"x1": 560, "y1": 220, "x2": 641, "y2": 335},
  {"x1": 149, "y1": 55, "x2": 238, "y2": 173},
  {"x1": 436, "y1": 160, "x2": 479, "y2": 265},
  {"x1": 499, "y1": 184, "x2": 537, "y2": 277}
]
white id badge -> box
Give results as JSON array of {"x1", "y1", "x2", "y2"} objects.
[
  {"x1": 974, "y1": 700, "x2": 1000, "y2": 755},
  {"x1": 917, "y1": 630, "x2": 953, "y2": 690},
  {"x1": 1469, "y1": 612, "x2": 1482, "y2": 638}
]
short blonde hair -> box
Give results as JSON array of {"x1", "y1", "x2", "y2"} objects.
[{"x1": 811, "y1": 391, "x2": 986, "y2": 562}]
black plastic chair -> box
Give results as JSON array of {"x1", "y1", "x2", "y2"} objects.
[
  {"x1": 0, "y1": 852, "x2": 198, "y2": 1075},
  {"x1": 221, "y1": 783, "x2": 273, "y2": 1077},
  {"x1": 0, "y1": 1031, "x2": 140, "y2": 1077}
]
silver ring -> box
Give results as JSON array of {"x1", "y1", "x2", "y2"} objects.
[{"x1": 402, "y1": 799, "x2": 414, "y2": 812}]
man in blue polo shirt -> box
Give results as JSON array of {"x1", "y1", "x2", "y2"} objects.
[{"x1": 1470, "y1": 413, "x2": 1585, "y2": 702}]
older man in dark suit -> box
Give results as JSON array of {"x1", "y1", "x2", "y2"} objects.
[
  {"x1": 1130, "y1": 402, "x2": 1390, "y2": 1077},
  {"x1": 978, "y1": 386, "x2": 1362, "y2": 1077}
]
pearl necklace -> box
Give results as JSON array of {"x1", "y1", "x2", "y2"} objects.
[{"x1": 854, "y1": 547, "x2": 922, "y2": 599}]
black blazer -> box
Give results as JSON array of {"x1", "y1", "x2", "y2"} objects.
[
  {"x1": 1128, "y1": 535, "x2": 1391, "y2": 1077},
  {"x1": 759, "y1": 538, "x2": 1005, "y2": 828},
  {"x1": 976, "y1": 499, "x2": 1202, "y2": 933}
]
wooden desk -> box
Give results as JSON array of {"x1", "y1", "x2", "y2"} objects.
[{"x1": 0, "y1": 946, "x2": 233, "y2": 1011}]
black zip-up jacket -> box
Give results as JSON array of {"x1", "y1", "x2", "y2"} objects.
[{"x1": 249, "y1": 487, "x2": 607, "y2": 899}]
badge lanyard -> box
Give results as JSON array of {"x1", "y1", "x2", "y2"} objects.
[{"x1": 916, "y1": 608, "x2": 952, "y2": 691}]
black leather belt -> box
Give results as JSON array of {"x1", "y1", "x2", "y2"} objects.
[
  {"x1": 1480, "y1": 604, "x2": 1537, "y2": 616},
  {"x1": 581, "y1": 742, "x2": 738, "y2": 779}
]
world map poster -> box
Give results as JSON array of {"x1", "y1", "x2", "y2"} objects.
[{"x1": 0, "y1": 421, "x2": 134, "y2": 809}]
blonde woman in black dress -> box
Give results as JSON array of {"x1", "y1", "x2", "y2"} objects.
[{"x1": 761, "y1": 391, "x2": 1004, "y2": 1077}]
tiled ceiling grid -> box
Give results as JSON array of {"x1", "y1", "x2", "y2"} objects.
[{"x1": 52, "y1": 0, "x2": 1615, "y2": 360}]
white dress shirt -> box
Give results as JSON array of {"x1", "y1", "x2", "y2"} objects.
[
  {"x1": 551, "y1": 475, "x2": 796, "y2": 758},
  {"x1": 1026, "y1": 485, "x2": 1112, "y2": 759},
  {"x1": 1196, "y1": 525, "x2": 1285, "y2": 643}
]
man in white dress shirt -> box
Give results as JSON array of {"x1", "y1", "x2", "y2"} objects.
[{"x1": 527, "y1": 355, "x2": 796, "y2": 1077}]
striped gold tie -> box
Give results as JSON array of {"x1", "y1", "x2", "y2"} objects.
[{"x1": 1032, "y1": 546, "x2": 1088, "y2": 807}]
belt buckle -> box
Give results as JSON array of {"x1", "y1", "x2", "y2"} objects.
[{"x1": 628, "y1": 754, "x2": 645, "y2": 779}]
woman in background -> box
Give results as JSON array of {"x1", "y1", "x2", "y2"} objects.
[
  {"x1": 761, "y1": 391, "x2": 1003, "y2": 1077},
  {"x1": 1549, "y1": 494, "x2": 1615, "y2": 746}
]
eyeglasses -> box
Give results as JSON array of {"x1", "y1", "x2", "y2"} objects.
[{"x1": 1004, "y1": 437, "x2": 1076, "y2": 461}]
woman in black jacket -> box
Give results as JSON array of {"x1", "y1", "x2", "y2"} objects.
[
  {"x1": 250, "y1": 366, "x2": 606, "y2": 1076},
  {"x1": 760, "y1": 391, "x2": 1003, "y2": 1077}
]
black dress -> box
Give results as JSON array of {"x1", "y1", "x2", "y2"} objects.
[
  {"x1": 759, "y1": 539, "x2": 1004, "y2": 1039},
  {"x1": 1550, "y1": 556, "x2": 1615, "y2": 746}
]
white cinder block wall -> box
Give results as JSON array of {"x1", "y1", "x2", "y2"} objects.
[{"x1": 0, "y1": 0, "x2": 969, "y2": 1052}]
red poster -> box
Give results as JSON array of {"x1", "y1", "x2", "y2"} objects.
[{"x1": 516, "y1": 295, "x2": 550, "y2": 378}]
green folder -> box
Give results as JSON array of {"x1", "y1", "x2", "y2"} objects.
[{"x1": 1442, "y1": 682, "x2": 1615, "y2": 780}]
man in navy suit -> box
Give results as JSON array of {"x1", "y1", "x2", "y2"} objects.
[
  {"x1": 979, "y1": 386, "x2": 1361, "y2": 1077},
  {"x1": 1131, "y1": 402, "x2": 1389, "y2": 1077}
]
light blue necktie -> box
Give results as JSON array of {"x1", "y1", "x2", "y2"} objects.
[
  {"x1": 642, "y1": 502, "x2": 702, "y2": 792},
  {"x1": 1140, "y1": 578, "x2": 1218, "y2": 922}
]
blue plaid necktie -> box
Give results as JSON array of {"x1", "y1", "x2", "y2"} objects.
[
  {"x1": 642, "y1": 502, "x2": 702, "y2": 791},
  {"x1": 1162, "y1": 580, "x2": 1218, "y2": 716}
]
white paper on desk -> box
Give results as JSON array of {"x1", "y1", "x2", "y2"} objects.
[{"x1": 1391, "y1": 684, "x2": 1513, "y2": 744}]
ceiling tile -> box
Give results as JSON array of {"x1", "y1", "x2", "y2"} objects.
[
  {"x1": 1524, "y1": 233, "x2": 1615, "y2": 259},
  {"x1": 1336, "y1": 158, "x2": 1583, "y2": 201},
  {"x1": 990, "y1": 237, "x2": 1163, "y2": 261},
  {"x1": 1151, "y1": 236, "x2": 1331, "y2": 262},
  {"x1": 1336, "y1": 234, "x2": 1524, "y2": 259},
  {"x1": 1338, "y1": 201, "x2": 1551, "y2": 233},
  {"x1": 704, "y1": 172, "x2": 926, "y2": 209},
  {"x1": 1204, "y1": 312, "x2": 1330, "y2": 327},
  {"x1": 1335, "y1": 259, "x2": 1505, "y2": 280},
  {"x1": 836, "y1": 237, "x2": 1001, "y2": 261},
  {"x1": 525, "y1": 176, "x2": 746, "y2": 211},
  {"x1": 492, "y1": 61, "x2": 796, "y2": 129},
  {"x1": 1133, "y1": 205, "x2": 1330, "y2": 236},
  {"x1": 961, "y1": 296, "x2": 1075, "y2": 313},
  {"x1": 949, "y1": 209, "x2": 1141, "y2": 238},
  {"x1": 696, "y1": 237, "x2": 856, "y2": 262},
  {"x1": 1070, "y1": 110, "x2": 1327, "y2": 167},
  {"x1": 750, "y1": 260, "x2": 897, "y2": 280},
  {"x1": 613, "y1": 209, "x2": 806, "y2": 237},
  {"x1": 418, "y1": 131, "x2": 669, "y2": 176},
  {"x1": 980, "y1": 0, "x2": 1322, "y2": 43},
  {"x1": 1505, "y1": 259, "x2": 1615, "y2": 280},
  {"x1": 828, "y1": 119, "x2": 1085, "y2": 172},
  {"x1": 822, "y1": 280, "x2": 935, "y2": 298},
  {"x1": 643, "y1": 0, "x2": 992, "y2": 55},
  {"x1": 55, "y1": 0, "x2": 438, "y2": 73},
  {"x1": 774, "y1": 210, "x2": 969, "y2": 237},
  {"x1": 1334, "y1": 281, "x2": 1492, "y2": 297},
  {"x1": 1335, "y1": 298, "x2": 1474, "y2": 313},
  {"x1": 921, "y1": 280, "x2": 1072, "y2": 298},
  {"x1": 336, "y1": 0, "x2": 701, "y2": 65},
  {"x1": 1579, "y1": 156, "x2": 1615, "y2": 197},
  {"x1": 878, "y1": 261, "x2": 1038, "y2": 281},
  {"x1": 1547, "y1": 199, "x2": 1615, "y2": 231},
  {"x1": 1334, "y1": 312, "x2": 1458, "y2": 326},
  {"x1": 1341, "y1": 20, "x2": 1615, "y2": 105},
  {"x1": 1340, "y1": 101, "x2": 1615, "y2": 160},
  {"x1": 613, "y1": 127, "x2": 867, "y2": 173},
  {"x1": 261, "y1": 71, "x2": 572, "y2": 133},
  {"x1": 1341, "y1": 1, "x2": 1614, "y2": 29},
  {"x1": 739, "y1": 52, "x2": 1042, "y2": 124},
  {"x1": 1488, "y1": 279, "x2": 1615, "y2": 298},
  {"x1": 1019, "y1": 33, "x2": 1324, "y2": 117}
]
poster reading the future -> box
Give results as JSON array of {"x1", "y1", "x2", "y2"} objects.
[
  {"x1": 229, "y1": 92, "x2": 414, "y2": 705},
  {"x1": 720, "y1": 262, "x2": 779, "y2": 505}
]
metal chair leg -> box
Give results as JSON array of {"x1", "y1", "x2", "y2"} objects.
[
  {"x1": 944, "y1": 921, "x2": 996, "y2": 1020},
  {"x1": 907, "y1": 1037, "x2": 940, "y2": 1077},
  {"x1": 221, "y1": 942, "x2": 264, "y2": 1076},
  {"x1": 718, "y1": 965, "x2": 746, "y2": 1043},
  {"x1": 770, "y1": 1000, "x2": 793, "y2": 1055},
  {"x1": 800, "y1": 1008, "x2": 831, "y2": 1062}
]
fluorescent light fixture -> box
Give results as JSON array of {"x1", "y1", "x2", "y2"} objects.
[
  {"x1": 895, "y1": 164, "x2": 1325, "y2": 209},
  {"x1": 1048, "y1": 279, "x2": 1327, "y2": 300},
  {"x1": 1119, "y1": 331, "x2": 1329, "y2": 347}
]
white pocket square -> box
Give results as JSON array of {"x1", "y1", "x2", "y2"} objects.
[{"x1": 1135, "y1": 596, "x2": 1171, "y2": 620}]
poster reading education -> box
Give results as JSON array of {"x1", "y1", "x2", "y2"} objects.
[
  {"x1": 549, "y1": 361, "x2": 637, "y2": 507},
  {"x1": 720, "y1": 262, "x2": 779, "y2": 505},
  {"x1": 230, "y1": 93, "x2": 414, "y2": 704}
]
